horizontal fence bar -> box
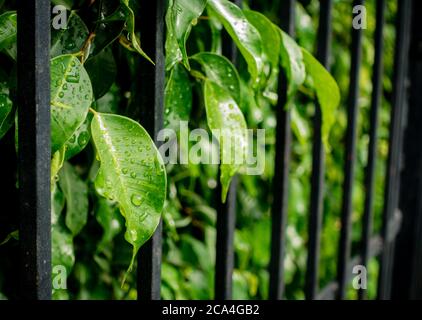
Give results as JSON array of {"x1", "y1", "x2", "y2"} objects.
[
  {"x1": 214, "y1": 0, "x2": 242, "y2": 301},
  {"x1": 337, "y1": 0, "x2": 365, "y2": 300},
  {"x1": 137, "y1": 0, "x2": 165, "y2": 301},
  {"x1": 318, "y1": 210, "x2": 402, "y2": 300},
  {"x1": 359, "y1": 0, "x2": 386, "y2": 301},
  {"x1": 378, "y1": 0, "x2": 412, "y2": 300},
  {"x1": 268, "y1": 0, "x2": 295, "y2": 300},
  {"x1": 17, "y1": 0, "x2": 51, "y2": 300},
  {"x1": 305, "y1": 0, "x2": 333, "y2": 300}
]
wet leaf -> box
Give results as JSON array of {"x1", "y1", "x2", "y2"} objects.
[
  {"x1": 244, "y1": 10, "x2": 280, "y2": 81},
  {"x1": 207, "y1": 0, "x2": 263, "y2": 84},
  {"x1": 302, "y1": 48, "x2": 340, "y2": 146},
  {"x1": 51, "y1": 11, "x2": 89, "y2": 58},
  {"x1": 64, "y1": 113, "x2": 92, "y2": 160},
  {"x1": 91, "y1": 112, "x2": 167, "y2": 273},
  {"x1": 0, "y1": 11, "x2": 17, "y2": 60},
  {"x1": 279, "y1": 30, "x2": 306, "y2": 99},
  {"x1": 191, "y1": 52, "x2": 240, "y2": 104},
  {"x1": 50, "y1": 54, "x2": 93, "y2": 153},
  {"x1": 164, "y1": 63, "x2": 192, "y2": 130},
  {"x1": 203, "y1": 80, "x2": 247, "y2": 202},
  {"x1": 165, "y1": 0, "x2": 207, "y2": 70},
  {"x1": 91, "y1": 0, "x2": 125, "y2": 56},
  {"x1": 119, "y1": 0, "x2": 153, "y2": 63}
]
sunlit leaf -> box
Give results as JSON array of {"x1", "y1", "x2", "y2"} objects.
[
  {"x1": 278, "y1": 29, "x2": 306, "y2": 99},
  {"x1": 207, "y1": 0, "x2": 263, "y2": 84},
  {"x1": 203, "y1": 80, "x2": 247, "y2": 202},
  {"x1": 302, "y1": 48, "x2": 340, "y2": 146},
  {"x1": 91, "y1": 112, "x2": 167, "y2": 274},
  {"x1": 191, "y1": 52, "x2": 240, "y2": 104},
  {"x1": 243, "y1": 10, "x2": 280, "y2": 81}
]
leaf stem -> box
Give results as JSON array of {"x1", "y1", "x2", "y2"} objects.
[
  {"x1": 79, "y1": 32, "x2": 96, "y2": 64},
  {"x1": 190, "y1": 69, "x2": 207, "y2": 81},
  {"x1": 89, "y1": 107, "x2": 98, "y2": 115}
]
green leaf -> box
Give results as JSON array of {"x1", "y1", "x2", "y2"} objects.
[
  {"x1": 207, "y1": 0, "x2": 263, "y2": 84},
  {"x1": 120, "y1": 0, "x2": 153, "y2": 64},
  {"x1": 51, "y1": 54, "x2": 93, "y2": 153},
  {"x1": 164, "y1": 63, "x2": 192, "y2": 130},
  {"x1": 51, "y1": 183, "x2": 75, "y2": 299},
  {"x1": 0, "y1": 81, "x2": 14, "y2": 140},
  {"x1": 165, "y1": 0, "x2": 208, "y2": 70},
  {"x1": 85, "y1": 47, "x2": 116, "y2": 99},
  {"x1": 243, "y1": 10, "x2": 280, "y2": 78},
  {"x1": 51, "y1": 0, "x2": 74, "y2": 10},
  {"x1": 0, "y1": 11, "x2": 17, "y2": 60},
  {"x1": 50, "y1": 11, "x2": 89, "y2": 58},
  {"x1": 301, "y1": 48, "x2": 340, "y2": 146},
  {"x1": 91, "y1": 1, "x2": 125, "y2": 56},
  {"x1": 279, "y1": 29, "x2": 306, "y2": 99},
  {"x1": 51, "y1": 146, "x2": 66, "y2": 187},
  {"x1": 191, "y1": 52, "x2": 241, "y2": 104},
  {"x1": 64, "y1": 113, "x2": 92, "y2": 160},
  {"x1": 59, "y1": 162, "x2": 89, "y2": 236},
  {"x1": 91, "y1": 112, "x2": 167, "y2": 273},
  {"x1": 0, "y1": 230, "x2": 19, "y2": 246},
  {"x1": 203, "y1": 80, "x2": 247, "y2": 202}
]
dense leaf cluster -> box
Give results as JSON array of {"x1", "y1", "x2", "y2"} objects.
[{"x1": 0, "y1": 0, "x2": 395, "y2": 300}]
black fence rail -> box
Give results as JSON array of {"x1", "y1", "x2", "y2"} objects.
[{"x1": 12, "y1": 0, "x2": 422, "y2": 300}]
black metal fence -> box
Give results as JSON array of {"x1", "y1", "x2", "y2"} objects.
[{"x1": 7, "y1": 0, "x2": 422, "y2": 300}]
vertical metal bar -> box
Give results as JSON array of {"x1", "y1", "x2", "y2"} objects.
[
  {"x1": 359, "y1": 0, "x2": 386, "y2": 301},
  {"x1": 268, "y1": 0, "x2": 295, "y2": 300},
  {"x1": 137, "y1": 0, "x2": 165, "y2": 300},
  {"x1": 378, "y1": 0, "x2": 412, "y2": 300},
  {"x1": 17, "y1": 0, "x2": 51, "y2": 300},
  {"x1": 392, "y1": 0, "x2": 422, "y2": 300},
  {"x1": 337, "y1": 0, "x2": 365, "y2": 300},
  {"x1": 215, "y1": 177, "x2": 237, "y2": 300},
  {"x1": 214, "y1": 0, "x2": 242, "y2": 301},
  {"x1": 305, "y1": 0, "x2": 332, "y2": 300}
]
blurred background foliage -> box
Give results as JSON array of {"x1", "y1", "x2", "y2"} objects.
[
  {"x1": 0, "y1": 0, "x2": 397, "y2": 300},
  {"x1": 160, "y1": 0, "x2": 397, "y2": 300}
]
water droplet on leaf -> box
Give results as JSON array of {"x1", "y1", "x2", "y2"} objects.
[{"x1": 131, "y1": 194, "x2": 142, "y2": 207}]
